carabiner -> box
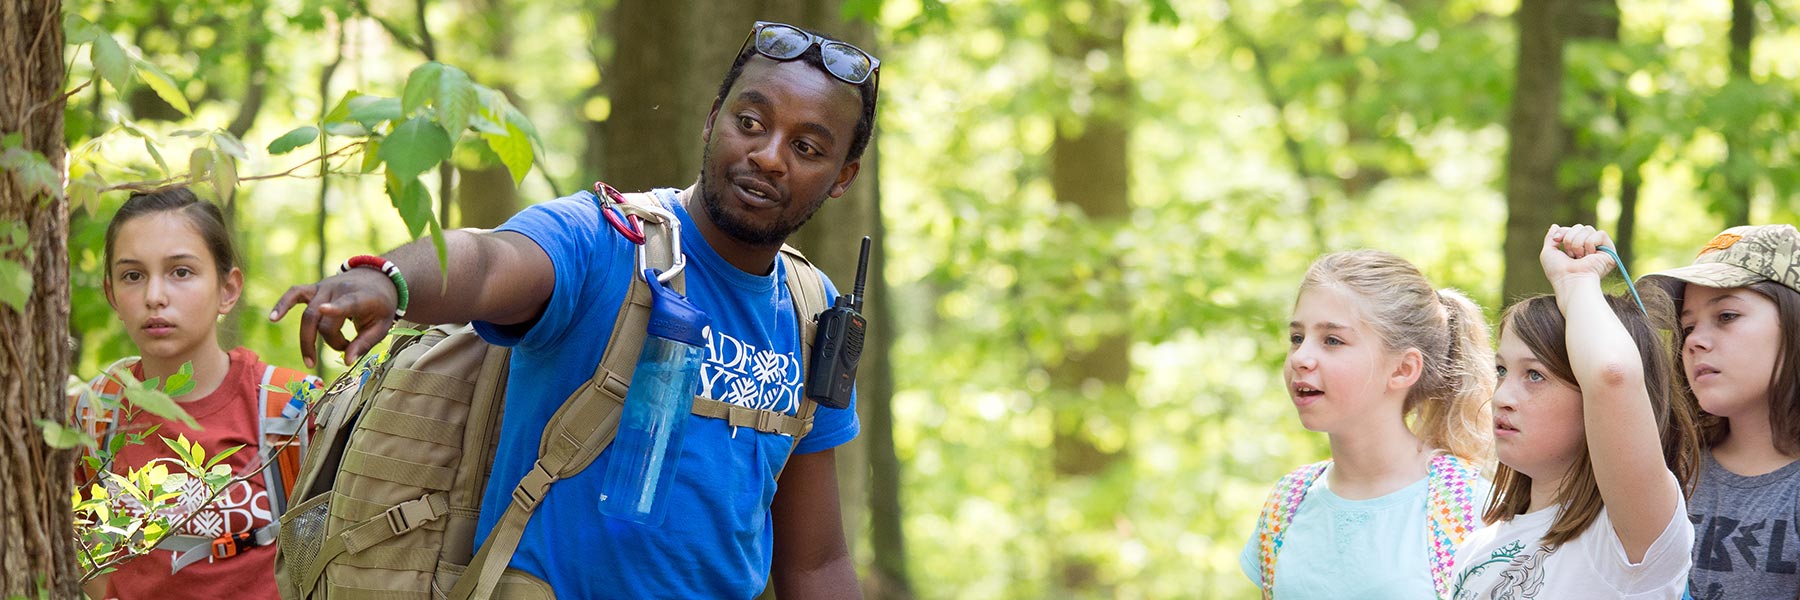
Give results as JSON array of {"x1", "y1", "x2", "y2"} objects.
[{"x1": 595, "y1": 181, "x2": 646, "y2": 245}]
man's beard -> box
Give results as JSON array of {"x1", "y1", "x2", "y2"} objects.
[{"x1": 697, "y1": 146, "x2": 829, "y2": 247}]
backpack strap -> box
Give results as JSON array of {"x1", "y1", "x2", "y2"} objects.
[
  {"x1": 1425, "y1": 454, "x2": 1481, "y2": 600},
  {"x1": 1253, "y1": 460, "x2": 1329, "y2": 599},
  {"x1": 774, "y1": 244, "x2": 826, "y2": 480},
  {"x1": 256, "y1": 365, "x2": 320, "y2": 518}
]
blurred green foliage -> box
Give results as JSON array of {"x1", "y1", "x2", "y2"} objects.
[{"x1": 47, "y1": 0, "x2": 1800, "y2": 597}]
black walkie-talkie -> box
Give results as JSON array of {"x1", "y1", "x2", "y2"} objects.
[{"x1": 807, "y1": 237, "x2": 870, "y2": 409}]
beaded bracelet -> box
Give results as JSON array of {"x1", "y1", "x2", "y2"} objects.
[{"x1": 339, "y1": 255, "x2": 411, "y2": 319}]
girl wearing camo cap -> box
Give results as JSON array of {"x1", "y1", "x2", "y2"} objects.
[{"x1": 1640, "y1": 224, "x2": 1800, "y2": 600}]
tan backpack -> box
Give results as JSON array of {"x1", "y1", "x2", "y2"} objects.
[{"x1": 274, "y1": 194, "x2": 830, "y2": 599}]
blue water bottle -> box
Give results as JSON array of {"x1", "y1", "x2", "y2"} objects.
[{"x1": 599, "y1": 269, "x2": 711, "y2": 525}]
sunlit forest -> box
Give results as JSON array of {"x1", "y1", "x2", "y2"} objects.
[{"x1": 5, "y1": 0, "x2": 1799, "y2": 597}]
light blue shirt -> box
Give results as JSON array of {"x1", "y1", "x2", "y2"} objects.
[{"x1": 1241, "y1": 468, "x2": 1491, "y2": 599}]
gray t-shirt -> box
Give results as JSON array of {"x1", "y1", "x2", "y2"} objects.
[{"x1": 1688, "y1": 449, "x2": 1800, "y2": 600}]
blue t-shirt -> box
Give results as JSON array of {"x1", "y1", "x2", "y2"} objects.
[{"x1": 471, "y1": 189, "x2": 860, "y2": 599}]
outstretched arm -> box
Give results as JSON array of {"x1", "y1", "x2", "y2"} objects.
[
  {"x1": 770, "y1": 449, "x2": 862, "y2": 599},
  {"x1": 270, "y1": 230, "x2": 553, "y2": 368},
  {"x1": 1542, "y1": 224, "x2": 1679, "y2": 563}
]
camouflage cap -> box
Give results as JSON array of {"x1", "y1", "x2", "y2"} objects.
[{"x1": 1638, "y1": 224, "x2": 1800, "y2": 298}]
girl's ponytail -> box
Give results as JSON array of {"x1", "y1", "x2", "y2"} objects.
[{"x1": 1417, "y1": 288, "x2": 1496, "y2": 464}]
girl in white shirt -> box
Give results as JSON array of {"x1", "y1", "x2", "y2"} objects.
[{"x1": 1452, "y1": 225, "x2": 1701, "y2": 599}]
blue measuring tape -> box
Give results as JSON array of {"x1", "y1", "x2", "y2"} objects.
[{"x1": 1596, "y1": 245, "x2": 1647, "y2": 314}]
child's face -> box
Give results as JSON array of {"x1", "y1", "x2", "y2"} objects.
[
  {"x1": 1285, "y1": 286, "x2": 1407, "y2": 433},
  {"x1": 105, "y1": 213, "x2": 240, "y2": 362},
  {"x1": 1681, "y1": 285, "x2": 1781, "y2": 420},
  {"x1": 1492, "y1": 327, "x2": 1586, "y2": 480}
]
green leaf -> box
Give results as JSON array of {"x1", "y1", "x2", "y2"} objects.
[
  {"x1": 481, "y1": 121, "x2": 534, "y2": 185},
  {"x1": 142, "y1": 138, "x2": 169, "y2": 179},
  {"x1": 323, "y1": 90, "x2": 363, "y2": 124},
  {"x1": 68, "y1": 173, "x2": 105, "y2": 215},
  {"x1": 64, "y1": 13, "x2": 102, "y2": 44},
  {"x1": 389, "y1": 327, "x2": 425, "y2": 336},
  {"x1": 379, "y1": 117, "x2": 452, "y2": 181},
  {"x1": 402, "y1": 62, "x2": 444, "y2": 115},
  {"x1": 259, "y1": 384, "x2": 292, "y2": 396},
  {"x1": 385, "y1": 172, "x2": 434, "y2": 239},
  {"x1": 0, "y1": 147, "x2": 61, "y2": 202},
  {"x1": 0, "y1": 257, "x2": 31, "y2": 312},
  {"x1": 187, "y1": 148, "x2": 211, "y2": 191},
  {"x1": 323, "y1": 122, "x2": 371, "y2": 137},
  {"x1": 204, "y1": 444, "x2": 244, "y2": 469},
  {"x1": 162, "y1": 436, "x2": 193, "y2": 465},
  {"x1": 123, "y1": 385, "x2": 199, "y2": 429},
  {"x1": 211, "y1": 131, "x2": 248, "y2": 160},
  {"x1": 346, "y1": 96, "x2": 403, "y2": 127},
  {"x1": 1, "y1": 133, "x2": 19, "y2": 148},
  {"x1": 164, "y1": 362, "x2": 194, "y2": 397},
  {"x1": 84, "y1": 455, "x2": 103, "y2": 472},
  {"x1": 360, "y1": 138, "x2": 384, "y2": 173},
  {"x1": 135, "y1": 61, "x2": 192, "y2": 117},
  {"x1": 90, "y1": 33, "x2": 132, "y2": 93},
  {"x1": 435, "y1": 65, "x2": 477, "y2": 136},
  {"x1": 108, "y1": 429, "x2": 128, "y2": 455},
  {"x1": 267, "y1": 126, "x2": 319, "y2": 155},
  {"x1": 210, "y1": 147, "x2": 238, "y2": 201},
  {"x1": 37, "y1": 419, "x2": 94, "y2": 450},
  {"x1": 1147, "y1": 0, "x2": 1180, "y2": 24}
]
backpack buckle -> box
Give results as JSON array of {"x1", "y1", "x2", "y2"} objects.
[
  {"x1": 384, "y1": 494, "x2": 440, "y2": 536},
  {"x1": 210, "y1": 532, "x2": 253, "y2": 560},
  {"x1": 757, "y1": 410, "x2": 780, "y2": 433}
]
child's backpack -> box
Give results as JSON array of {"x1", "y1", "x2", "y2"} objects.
[
  {"x1": 1252, "y1": 453, "x2": 1483, "y2": 600},
  {"x1": 274, "y1": 192, "x2": 832, "y2": 599},
  {"x1": 71, "y1": 357, "x2": 320, "y2": 572}
]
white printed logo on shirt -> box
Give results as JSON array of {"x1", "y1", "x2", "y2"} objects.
[{"x1": 702, "y1": 330, "x2": 802, "y2": 413}]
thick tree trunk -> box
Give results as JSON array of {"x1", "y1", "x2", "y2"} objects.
[
  {"x1": 1, "y1": 1, "x2": 81, "y2": 597},
  {"x1": 1047, "y1": 4, "x2": 1131, "y2": 595},
  {"x1": 1724, "y1": 0, "x2": 1756, "y2": 227},
  {"x1": 1501, "y1": 0, "x2": 1567, "y2": 305},
  {"x1": 1554, "y1": 0, "x2": 1619, "y2": 242}
]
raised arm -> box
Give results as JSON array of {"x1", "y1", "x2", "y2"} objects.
[
  {"x1": 270, "y1": 229, "x2": 553, "y2": 368},
  {"x1": 1541, "y1": 224, "x2": 1678, "y2": 562}
]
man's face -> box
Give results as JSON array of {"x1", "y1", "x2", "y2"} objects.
[{"x1": 698, "y1": 56, "x2": 863, "y2": 248}]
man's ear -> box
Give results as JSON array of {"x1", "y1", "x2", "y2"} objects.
[
  {"x1": 829, "y1": 159, "x2": 861, "y2": 198},
  {"x1": 702, "y1": 97, "x2": 723, "y2": 145},
  {"x1": 218, "y1": 267, "x2": 244, "y2": 315},
  {"x1": 1389, "y1": 348, "x2": 1425, "y2": 391}
]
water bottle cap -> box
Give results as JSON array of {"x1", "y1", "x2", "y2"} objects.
[{"x1": 644, "y1": 268, "x2": 711, "y2": 346}]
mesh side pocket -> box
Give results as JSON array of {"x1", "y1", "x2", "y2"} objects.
[{"x1": 279, "y1": 494, "x2": 332, "y2": 595}]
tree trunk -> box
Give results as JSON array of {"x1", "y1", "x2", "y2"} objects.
[
  {"x1": 1, "y1": 1, "x2": 81, "y2": 597},
  {"x1": 1724, "y1": 0, "x2": 1755, "y2": 227},
  {"x1": 1554, "y1": 0, "x2": 1619, "y2": 240},
  {"x1": 1047, "y1": 4, "x2": 1131, "y2": 595},
  {"x1": 1501, "y1": 0, "x2": 1568, "y2": 305}
]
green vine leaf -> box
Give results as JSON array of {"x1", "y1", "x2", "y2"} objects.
[
  {"x1": 379, "y1": 117, "x2": 451, "y2": 181},
  {"x1": 267, "y1": 126, "x2": 319, "y2": 155}
]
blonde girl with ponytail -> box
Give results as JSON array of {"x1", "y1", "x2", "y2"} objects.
[{"x1": 1242, "y1": 250, "x2": 1497, "y2": 600}]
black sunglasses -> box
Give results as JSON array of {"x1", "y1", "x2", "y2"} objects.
[{"x1": 741, "y1": 21, "x2": 881, "y2": 88}]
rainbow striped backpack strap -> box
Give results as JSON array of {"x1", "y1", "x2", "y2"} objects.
[
  {"x1": 1253, "y1": 460, "x2": 1329, "y2": 599},
  {"x1": 1425, "y1": 454, "x2": 1482, "y2": 600}
]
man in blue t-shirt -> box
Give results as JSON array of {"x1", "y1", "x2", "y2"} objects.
[{"x1": 273, "y1": 21, "x2": 877, "y2": 599}]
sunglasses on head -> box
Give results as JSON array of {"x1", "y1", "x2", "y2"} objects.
[{"x1": 741, "y1": 21, "x2": 881, "y2": 89}]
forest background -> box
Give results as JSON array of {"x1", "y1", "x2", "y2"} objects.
[{"x1": 3, "y1": 0, "x2": 1799, "y2": 597}]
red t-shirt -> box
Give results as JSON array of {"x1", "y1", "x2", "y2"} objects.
[{"x1": 102, "y1": 347, "x2": 281, "y2": 600}]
